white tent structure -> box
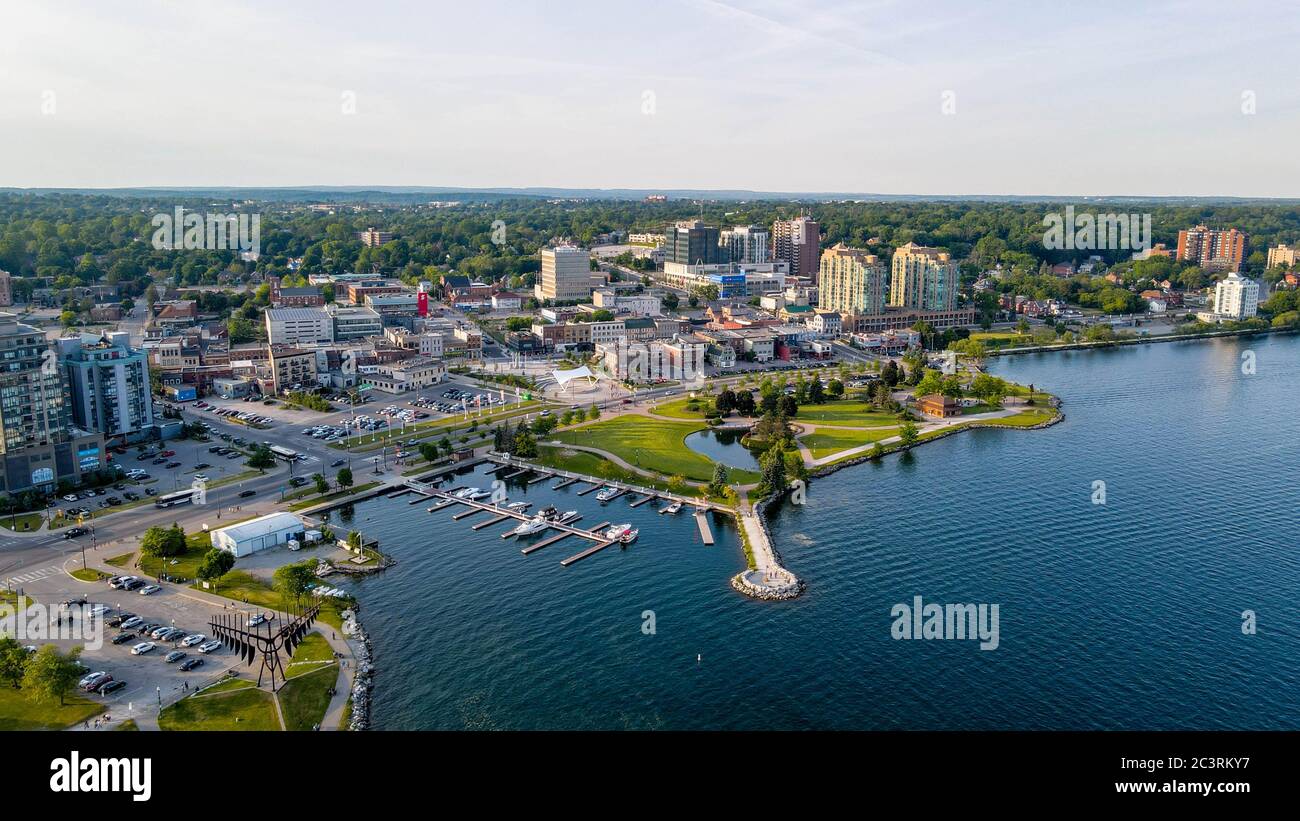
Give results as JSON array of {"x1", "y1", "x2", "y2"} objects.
[{"x1": 551, "y1": 365, "x2": 596, "y2": 386}]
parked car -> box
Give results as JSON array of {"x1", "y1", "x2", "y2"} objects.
[
  {"x1": 109, "y1": 576, "x2": 137, "y2": 590},
  {"x1": 111, "y1": 632, "x2": 135, "y2": 645},
  {"x1": 97, "y1": 679, "x2": 127, "y2": 695},
  {"x1": 79, "y1": 671, "x2": 110, "y2": 690},
  {"x1": 180, "y1": 634, "x2": 207, "y2": 647},
  {"x1": 130, "y1": 642, "x2": 155, "y2": 655},
  {"x1": 179, "y1": 657, "x2": 204, "y2": 672},
  {"x1": 197, "y1": 640, "x2": 222, "y2": 654},
  {"x1": 137, "y1": 585, "x2": 161, "y2": 596},
  {"x1": 164, "y1": 650, "x2": 187, "y2": 664},
  {"x1": 119, "y1": 616, "x2": 143, "y2": 629}
]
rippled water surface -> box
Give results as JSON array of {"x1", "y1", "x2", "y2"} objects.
[{"x1": 333, "y1": 334, "x2": 1300, "y2": 729}]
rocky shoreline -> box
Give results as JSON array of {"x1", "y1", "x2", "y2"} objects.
[{"x1": 340, "y1": 608, "x2": 375, "y2": 731}]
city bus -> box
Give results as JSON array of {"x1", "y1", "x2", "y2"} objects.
[
  {"x1": 269, "y1": 445, "x2": 299, "y2": 462},
  {"x1": 154, "y1": 488, "x2": 198, "y2": 508}
]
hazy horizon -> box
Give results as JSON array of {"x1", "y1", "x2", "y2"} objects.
[{"x1": 3, "y1": 0, "x2": 1298, "y2": 197}]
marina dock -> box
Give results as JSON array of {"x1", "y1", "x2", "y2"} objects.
[
  {"x1": 559, "y1": 540, "x2": 616, "y2": 566},
  {"x1": 695, "y1": 511, "x2": 714, "y2": 545},
  {"x1": 628, "y1": 494, "x2": 654, "y2": 508},
  {"x1": 576, "y1": 483, "x2": 602, "y2": 496}
]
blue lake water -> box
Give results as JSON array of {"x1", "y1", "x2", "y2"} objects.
[{"x1": 330, "y1": 333, "x2": 1300, "y2": 729}]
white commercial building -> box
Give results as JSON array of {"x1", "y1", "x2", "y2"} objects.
[
  {"x1": 265, "y1": 307, "x2": 334, "y2": 346},
  {"x1": 210, "y1": 512, "x2": 306, "y2": 558},
  {"x1": 537, "y1": 245, "x2": 598, "y2": 302}
]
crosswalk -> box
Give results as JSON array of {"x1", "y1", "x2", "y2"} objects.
[{"x1": 5, "y1": 563, "x2": 63, "y2": 587}]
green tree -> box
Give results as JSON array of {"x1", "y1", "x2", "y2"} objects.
[
  {"x1": 707, "y1": 463, "x2": 729, "y2": 497},
  {"x1": 336, "y1": 467, "x2": 353, "y2": 489},
  {"x1": 247, "y1": 445, "x2": 275, "y2": 471},
  {"x1": 141, "y1": 524, "x2": 186, "y2": 558},
  {"x1": 759, "y1": 444, "x2": 787, "y2": 495},
  {"x1": 21, "y1": 645, "x2": 83, "y2": 707},
  {"x1": 312, "y1": 473, "x2": 329, "y2": 495},
  {"x1": 586, "y1": 404, "x2": 600, "y2": 421},
  {"x1": 273, "y1": 561, "x2": 316, "y2": 605},
  {"x1": 0, "y1": 636, "x2": 29, "y2": 688},
  {"x1": 196, "y1": 548, "x2": 235, "y2": 589},
  {"x1": 419, "y1": 442, "x2": 439, "y2": 463},
  {"x1": 827, "y1": 379, "x2": 844, "y2": 399},
  {"x1": 899, "y1": 420, "x2": 919, "y2": 448}
]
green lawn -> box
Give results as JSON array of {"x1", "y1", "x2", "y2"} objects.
[
  {"x1": 197, "y1": 572, "x2": 347, "y2": 631},
  {"x1": 550, "y1": 415, "x2": 759, "y2": 484},
  {"x1": 793, "y1": 400, "x2": 903, "y2": 428},
  {"x1": 277, "y1": 665, "x2": 338, "y2": 731},
  {"x1": 200, "y1": 677, "x2": 255, "y2": 695},
  {"x1": 0, "y1": 512, "x2": 44, "y2": 532},
  {"x1": 140, "y1": 534, "x2": 212, "y2": 581},
  {"x1": 287, "y1": 481, "x2": 381, "y2": 511},
  {"x1": 968, "y1": 406, "x2": 1058, "y2": 428},
  {"x1": 533, "y1": 446, "x2": 705, "y2": 497},
  {"x1": 648, "y1": 397, "x2": 714, "y2": 419},
  {"x1": 70, "y1": 568, "x2": 109, "y2": 582},
  {"x1": 105, "y1": 552, "x2": 135, "y2": 568},
  {"x1": 115, "y1": 719, "x2": 139, "y2": 731},
  {"x1": 799, "y1": 426, "x2": 898, "y2": 460},
  {"x1": 159, "y1": 686, "x2": 281, "y2": 731},
  {"x1": 0, "y1": 687, "x2": 104, "y2": 730},
  {"x1": 285, "y1": 633, "x2": 335, "y2": 679}
]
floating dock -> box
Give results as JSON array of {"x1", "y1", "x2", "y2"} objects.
[
  {"x1": 503, "y1": 469, "x2": 530, "y2": 480},
  {"x1": 576, "y1": 483, "x2": 602, "y2": 496},
  {"x1": 552, "y1": 478, "x2": 578, "y2": 490},
  {"x1": 527, "y1": 473, "x2": 550, "y2": 485},
  {"x1": 520, "y1": 530, "x2": 574, "y2": 555},
  {"x1": 695, "y1": 510, "x2": 715, "y2": 545},
  {"x1": 560, "y1": 540, "x2": 616, "y2": 566},
  {"x1": 452, "y1": 507, "x2": 486, "y2": 520},
  {"x1": 472, "y1": 514, "x2": 511, "y2": 530},
  {"x1": 628, "y1": 494, "x2": 654, "y2": 508}
]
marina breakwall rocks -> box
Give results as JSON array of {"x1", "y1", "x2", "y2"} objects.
[
  {"x1": 341, "y1": 609, "x2": 375, "y2": 731},
  {"x1": 731, "y1": 491, "x2": 805, "y2": 601}
]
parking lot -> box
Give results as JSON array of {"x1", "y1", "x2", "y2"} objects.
[{"x1": 17, "y1": 567, "x2": 258, "y2": 725}]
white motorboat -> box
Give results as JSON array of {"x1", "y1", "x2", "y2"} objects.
[
  {"x1": 506, "y1": 501, "x2": 531, "y2": 512},
  {"x1": 619, "y1": 528, "x2": 639, "y2": 546},
  {"x1": 556, "y1": 510, "x2": 580, "y2": 524},
  {"x1": 464, "y1": 489, "x2": 492, "y2": 501},
  {"x1": 603, "y1": 523, "x2": 633, "y2": 541},
  {"x1": 508, "y1": 515, "x2": 550, "y2": 537},
  {"x1": 662, "y1": 500, "x2": 683, "y2": 515},
  {"x1": 452, "y1": 487, "x2": 480, "y2": 499},
  {"x1": 595, "y1": 487, "x2": 620, "y2": 502}
]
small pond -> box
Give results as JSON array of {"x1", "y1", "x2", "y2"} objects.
[{"x1": 683, "y1": 428, "x2": 762, "y2": 471}]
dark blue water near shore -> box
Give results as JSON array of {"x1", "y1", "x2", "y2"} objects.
[{"x1": 336, "y1": 333, "x2": 1300, "y2": 729}]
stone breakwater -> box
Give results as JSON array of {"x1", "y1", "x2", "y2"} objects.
[
  {"x1": 341, "y1": 609, "x2": 375, "y2": 731},
  {"x1": 731, "y1": 491, "x2": 805, "y2": 601}
]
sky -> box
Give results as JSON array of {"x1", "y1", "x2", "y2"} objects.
[{"x1": 1, "y1": 0, "x2": 1299, "y2": 196}]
